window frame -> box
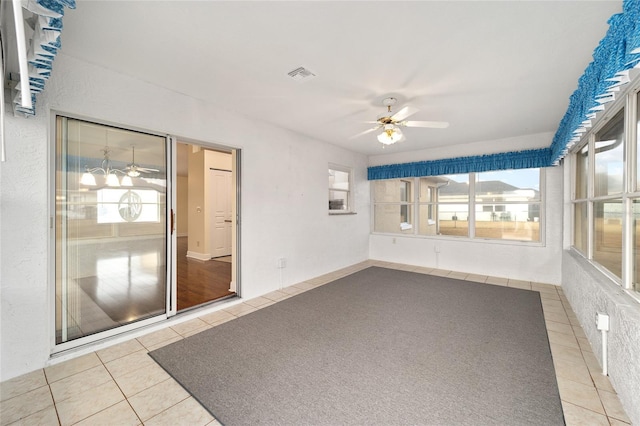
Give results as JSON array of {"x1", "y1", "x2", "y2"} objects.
[
  {"x1": 569, "y1": 79, "x2": 640, "y2": 299},
  {"x1": 372, "y1": 169, "x2": 545, "y2": 245},
  {"x1": 328, "y1": 163, "x2": 355, "y2": 215}
]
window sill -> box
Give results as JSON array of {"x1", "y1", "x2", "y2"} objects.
[
  {"x1": 329, "y1": 211, "x2": 357, "y2": 216},
  {"x1": 370, "y1": 231, "x2": 545, "y2": 247}
]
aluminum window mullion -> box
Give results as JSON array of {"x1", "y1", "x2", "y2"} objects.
[
  {"x1": 469, "y1": 173, "x2": 476, "y2": 239},
  {"x1": 413, "y1": 178, "x2": 418, "y2": 235},
  {"x1": 587, "y1": 133, "x2": 595, "y2": 260},
  {"x1": 624, "y1": 91, "x2": 639, "y2": 290}
]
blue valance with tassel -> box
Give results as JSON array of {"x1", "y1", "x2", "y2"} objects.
[{"x1": 369, "y1": 0, "x2": 640, "y2": 180}]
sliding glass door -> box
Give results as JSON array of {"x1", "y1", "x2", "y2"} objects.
[{"x1": 55, "y1": 117, "x2": 169, "y2": 344}]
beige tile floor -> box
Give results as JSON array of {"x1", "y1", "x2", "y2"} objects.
[{"x1": 0, "y1": 261, "x2": 632, "y2": 426}]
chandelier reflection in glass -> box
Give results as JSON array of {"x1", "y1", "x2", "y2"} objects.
[{"x1": 80, "y1": 146, "x2": 133, "y2": 187}]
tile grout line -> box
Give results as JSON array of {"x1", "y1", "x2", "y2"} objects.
[
  {"x1": 41, "y1": 365, "x2": 63, "y2": 426},
  {"x1": 99, "y1": 353, "x2": 145, "y2": 426},
  {"x1": 48, "y1": 384, "x2": 62, "y2": 426}
]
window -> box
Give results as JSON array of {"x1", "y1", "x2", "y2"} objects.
[
  {"x1": 573, "y1": 109, "x2": 625, "y2": 281},
  {"x1": 594, "y1": 110, "x2": 624, "y2": 197},
  {"x1": 474, "y1": 169, "x2": 541, "y2": 241},
  {"x1": 570, "y1": 87, "x2": 640, "y2": 297},
  {"x1": 373, "y1": 179, "x2": 413, "y2": 233},
  {"x1": 576, "y1": 144, "x2": 589, "y2": 200},
  {"x1": 434, "y1": 174, "x2": 470, "y2": 237},
  {"x1": 593, "y1": 199, "x2": 623, "y2": 278},
  {"x1": 329, "y1": 164, "x2": 353, "y2": 213},
  {"x1": 373, "y1": 169, "x2": 542, "y2": 242},
  {"x1": 574, "y1": 201, "x2": 588, "y2": 255},
  {"x1": 417, "y1": 177, "x2": 440, "y2": 236}
]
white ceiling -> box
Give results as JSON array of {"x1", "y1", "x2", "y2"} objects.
[{"x1": 59, "y1": 1, "x2": 622, "y2": 156}]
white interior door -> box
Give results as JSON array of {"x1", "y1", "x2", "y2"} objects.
[{"x1": 210, "y1": 169, "x2": 232, "y2": 258}]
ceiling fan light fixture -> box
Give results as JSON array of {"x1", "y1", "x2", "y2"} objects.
[
  {"x1": 377, "y1": 124, "x2": 403, "y2": 145},
  {"x1": 127, "y1": 169, "x2": 141, "y2": 177},
  {"x1": 350, "y1": 96, "x2": 448, "y2": 144}
]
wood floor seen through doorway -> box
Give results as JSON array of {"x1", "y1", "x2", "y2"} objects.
[{"x1": 177, "y1": 237, "x2": 233, "y2": 310}]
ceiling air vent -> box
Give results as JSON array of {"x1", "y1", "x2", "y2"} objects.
[{"x1": 287, "y1": 66, "x2": 316, "y2": 82}]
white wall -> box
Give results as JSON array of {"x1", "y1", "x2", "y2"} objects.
[
  {"x1": 369, "y1": 146, "x2": 563, "y2": 285},
  {"x1": 0, "y1": 54, "x2": 370, "y2": 381}
]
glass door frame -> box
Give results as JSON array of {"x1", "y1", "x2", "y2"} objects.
[
  {"x1": 50, "y1": 112, "x2": 174, "y2": 354},
  {"x1": 49, "y1": 113, "x2": 241, "y2": 354},
  {"x1": 169, "y1": 138, "x2": 241, "y2": 311}
]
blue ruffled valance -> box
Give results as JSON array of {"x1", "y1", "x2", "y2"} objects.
[
  {"x1": 13, "y1": 0, "x2": 76, "y2": 116},
  {"x1": 369, "y1": 0, "x2": 640, "y2": 181},
  {"x1": 368, "y1": 148, "x2": 551, "y2": 180},
  {"x1": 549, "y1": 0, "x2": 640, "y2": 164}
]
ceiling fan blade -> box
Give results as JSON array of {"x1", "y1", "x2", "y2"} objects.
[
  {"x1": 349, "y1": 126, "x2": 380, "y2": 140},
  {"x1": 403, "y1": 120, "x2": 450, "y2": 129},
  {"x1": 136, "y1": 167, "x2": 160, "y2": 172},
  {"x1": 391, "y1": 106, "x2": 419, "y2": 122}
]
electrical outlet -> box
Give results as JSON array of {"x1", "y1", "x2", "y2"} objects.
[
  {"x1": 392, "y1": 238, "x2": 396, "y2": 244},
  {"x1": 196, "y1": 241, "x2": 200, "y2": 247},
  {"x1": 434, "y1": 244, "x2": 441, "y2": 253}
]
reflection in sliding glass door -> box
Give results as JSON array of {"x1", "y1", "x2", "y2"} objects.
[{"x1": 55, "y1": 117, "x2": 168, "y2": 344}]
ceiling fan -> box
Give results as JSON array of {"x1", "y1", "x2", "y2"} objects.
[
  {"x1": 352, "y1": 97, "x2": 449, "y2": 145},
  {"x1": 124, "y1": 146, "x2": 159, "y2": 177}
]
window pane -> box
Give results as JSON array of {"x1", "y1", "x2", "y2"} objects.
[
  {"x1": 475, "y1": 204, "x2": 540, "y2": 241},
  {"x1": 328, "y1": 168, "x2": 349, "y2": 191},
  {"x1": 329, "y1": 166, "x2": 351, "y2": 212},
  {"x1": 576, "y1": 145, "x2": 589, "y2": 199},
  {"x1": 594, "y1": 109, "x2": 624, "y2": 196},
  {"x1": 329, "y1": 190, "x2": 348, "y2": 211},
  {"x1": 437, "y1": 204, "x2": 468, "y2": 237},
  {"x1": 374, "y1": 204, "x2": 413, "y2": 234},
  {"x1": 593, "y1": 199, "x2": 623, "y2": 279},
  {"x1": 419, "y1": 176, "x2": 446, "y2": 202},
  {"x1": 56, "y1": 117, "x2": 167, "y2": 343},
  {"x1": 373, "y1": 179, "x2": 413, "y2": 202},
  {"x1": 476, "y1": 169, "x2": 540, "y2": 202},
  {"x1": 437, "y1": 174, "x2": 469, "y2": 203},
  {"x1": 418, "y1": 205, "x2": 436, "y2": 235},
  {"x1": 573, "y1": 202, "x2": 588, "y2": 254}
]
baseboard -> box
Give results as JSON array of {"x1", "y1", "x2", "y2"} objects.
[{"x1": 186, "y1": 251, "x2": 212, "y2": 261}]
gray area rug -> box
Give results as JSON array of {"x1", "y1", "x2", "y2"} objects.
[{"x1": 149, "y1": 267, "x2": 564, "y2": 425}]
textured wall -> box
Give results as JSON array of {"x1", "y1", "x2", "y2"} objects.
[
  {"x1": 0, "y1": 53, "x2": 371, "y2": 381},
  {"x1": 562, "y1": 251, "x2": 640, "y2": 425}
]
